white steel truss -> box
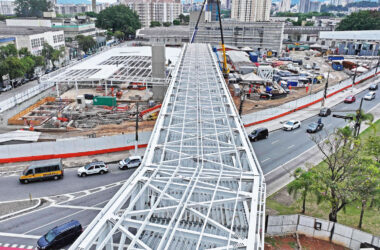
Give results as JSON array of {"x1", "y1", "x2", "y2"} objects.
[{"x1": 69, "y1": 43, "x2": 265, "y2": 250}]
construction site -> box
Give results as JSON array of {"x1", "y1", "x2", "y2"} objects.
[{"x1": 4, "y1": 45, "x2": 181, "y2": 138}]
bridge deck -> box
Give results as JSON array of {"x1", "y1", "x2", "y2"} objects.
[{"x1": 70, "y1": 43, "x2": 265, "y2": 250}]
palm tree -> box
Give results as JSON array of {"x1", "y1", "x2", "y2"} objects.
[
  {"x1": 287, "y1": 168, "x2": 315, "y2": 214},
  {"x1": 346, "y1": 109, "x2": 374, "y2": 137}
]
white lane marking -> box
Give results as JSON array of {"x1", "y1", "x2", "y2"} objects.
[
  {"x1": 51, "y1": 204, "x2": 102, "y2": 211},
  {"x1": 19, "y1": 245, "x2": 26, "y2": 248},
  {"x1": 0, "y1": 232, "x2": 39, "y2": 239},
  {"x1": 26, "y1": 246, "x2": 34, "y2": 249},
  {"x1": 23, "y1": 208, "x2": 87, "y2": 234},
  {"x1": 271, "y1": 140, "x2": 279, "y2": 144},
  {"x1": 261, "y1": 158, "x2": 271, "y2": 163},
  {"x1": 24, "y1": 197, "x2": 109, "y2": 235},
  {"x1": 11, "y1": 244, "x2": 18, "y2": 248},
  {"x1": 3, "y1": 243, "x2": 10, "y2": 247},
  {"x1": 287, "y1": 145, "x2": 295, "y2": 149}
]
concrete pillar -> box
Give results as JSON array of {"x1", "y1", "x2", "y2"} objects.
[
  {"x1": 56, "y1": 82, "x2": 60, "y2": 97},
  {"x1": 151, "y1": 46, "x2": 167, "y2": 101},
  {"x1": 75, "y1": 80, "x2": 78, "y2": 97}
]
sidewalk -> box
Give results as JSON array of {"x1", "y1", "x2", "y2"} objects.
[
  {"x1": 265, "y1": 101, "x2": 380, "y2": 196},
  {"x1": 245, "y1": 75, "x2": 380, "y2": 134}
]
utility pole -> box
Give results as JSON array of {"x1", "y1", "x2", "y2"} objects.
[
  {"x1": 354, "y1": 97, "x2": 364, "y2": 138},
  {"x1": 375, "y1": 56, "x2": 380, "y2": 75},
  {"x1": 321, "y1": 71, "x2": 330, "y2": 107},
  {"x1": 351, "y1": 65, "x2": 358, "y2": 92},
  {"x1": 332, "y1": 97, "x2": 364, "y2": 138},
  {"x1": 135, "y1": 102, "x2": 139, "y2": 154},
  {"x1": 239, "y1": 89, "x2": 245, "y2": 117}
]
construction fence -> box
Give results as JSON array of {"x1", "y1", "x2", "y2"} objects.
[
  {"x1": 0, "y1": 132, "x2": 151, "y2": 164},
  {"x1": 243, "y1": 66, "x2": 380, "y2": 127},
  {"x1": 266, "y1": 214, "x2": 380, "y2": 249}
]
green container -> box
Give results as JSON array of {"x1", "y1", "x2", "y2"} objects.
[{"x1": 93, "y1": 96, "x2": 117, "y2": 107}]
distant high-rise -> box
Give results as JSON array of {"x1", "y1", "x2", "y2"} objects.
[
  {"x1": 299, "y1": 0, "x2": 310, "y2": 13},
  {"x1": 279, "y1": 0, "x2": 291, "y2": 12},
  {"x1": 231, "y1": 0, "x2": 271, "y2": 22},
  {"x1": 309, "y1": 1, "x2": 321, "y2": 12},
  {"x1": 121, "y1": 0, "x2": 182, "y2": 28},
  {"x1": 92, "y1": 0, "x2": 96, "y2": 12}
]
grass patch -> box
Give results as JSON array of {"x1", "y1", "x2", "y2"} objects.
[{"x1": 266, "y1": 118, "x2": 380, "y2": 236}]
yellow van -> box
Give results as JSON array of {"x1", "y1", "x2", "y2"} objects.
[{"x1": 19, "y1": 159, "x2": 64, "y2": 184}]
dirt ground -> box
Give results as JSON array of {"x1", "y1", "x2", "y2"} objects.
[{"x1": 265, "y1": 235, "x2": 349, "y2": 250}]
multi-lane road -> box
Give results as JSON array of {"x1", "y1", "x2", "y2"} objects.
[{"x1": 0, "y1": 83, "x2": 378, "y2": 248}]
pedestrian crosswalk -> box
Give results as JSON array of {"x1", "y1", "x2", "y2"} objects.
[
  {"x1": 0, "y1": 242, "x2": 66, "y2": 249},
  {"x1": 0, "y1": 242, "x2": 35, "y2": 249}
]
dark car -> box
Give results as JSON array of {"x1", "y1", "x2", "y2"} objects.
[
  {"x1": 344, "y1": 95, "x2": 356, "y2": 103},
  {"x1": 369, "y1": 84, "x2": 378, "y2": 91},
  {"x1": 37, "y1": 220, "x2": 82, "y2": 249},
  {"x1": 306, "y1": 122, "x2": 324, "y2": 133},
  {"x1": 319, "y1": 107, "x2": 331, "y2": 117},
  {"x1": 248, "y1": 128, "x2": 269, "y2": 141}
]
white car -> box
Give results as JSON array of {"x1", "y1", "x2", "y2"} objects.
[
  {"x1": 303, "y1": 64, "x2": 312, "y2": 70},
  {"x1": 119, "y1": 156, "x2": 142, "y2": 170},
  {"x1": 1, "y1": 85, "x2": 12, "y2": 92},
  {"x1": 364, "y1": 92, "x2": 376, "y2": 101},
  {"x1": 77, "y1": 161, "x2": 108, "y2": 177},
  {"x1": 283, "y1": 120, "x2": 301, "y2": 131}
]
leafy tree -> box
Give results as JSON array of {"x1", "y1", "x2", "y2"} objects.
[
  {"x1": 14, "y1": 0, "x2": 52, "y2": 17},
  {"x1": 312, "y1": 126, "x2": 361, "y2": 222},
  {"x1": 1, "y1": 56, "x2": 26, "y2": 80},
  {"x1": 336, "y1": 11, "x2": 380, "y2": 31},
  {"x1": 352, "y1": 158, "x2": 380, "y2": 229},
  {"x1": 365, "y1": 135, "x2": 380, "y2": 163},
  {"x1": 76, "y1": 35, "x2": 96, "y2": 53},
  {"x1": 19, "y1": 47, "x2": 31, "y2": 57},
  {"x1": 173, "y1": 19, "x2": 180, "y2": 25},
  {"x1": 96, "y1": 5, "x2": 141, "y2": 36},
  {"x1": 20, "y1": 56, "x2": 35, "y2": 78},
  {"x1": 0, "y1": 44, "x2": 18, "y2": 59},
  {"x1": 163, "y1": 22, "x2": 172, "y2": 27},
  {"x1": 150, "y1": 21, "x2": 161, "y2": 27},
  {"x1": 85, "y1": 11, "x2": 98, "y2": 18},
  {"x1": 114, "y1": 30, "x2": 125, "y2": 41},
  {"x1": 287, "y1": 168, "x2": 315, "y2": 214},
  {"x1": 51, "y1": 47, "x2": 65, "y2": 67},
  {"x1": 41, "y1": 43, "x2": 54, "y2": 66}
]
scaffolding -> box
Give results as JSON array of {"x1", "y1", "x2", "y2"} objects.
[{"x1": 69, "y1": 43, "x2": 265, "y2": 250}]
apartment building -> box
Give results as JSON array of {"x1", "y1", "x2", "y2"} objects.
[
  {"x1": 0, "y1": 0, "x2": 15, "y2": 15},
  {"x1": 231, "y1": 0, "x2": 271, "y2": 22},
  {"x1": 279, "y1": 0, "x2": 291, "y2": 12},
  {"x1": 120, "y1": 0, "x2": 183, "y2": 28},
  {"x1": 299, "y1": 0, "x2": 310, "y2": 13}
]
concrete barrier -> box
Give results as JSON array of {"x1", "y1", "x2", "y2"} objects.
[{"x1": 266, "y1": 214, "x2": 380, "y2": 249}]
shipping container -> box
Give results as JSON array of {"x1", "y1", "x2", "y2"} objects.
[{"x1": 93, "y1": 96, "x2": 117, "y2": 107}]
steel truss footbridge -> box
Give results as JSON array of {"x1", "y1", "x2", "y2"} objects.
[{"x1": 70, "y1": 43, "x2": 265, "y2": 250}]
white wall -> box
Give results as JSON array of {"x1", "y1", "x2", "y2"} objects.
[{"x1": 6, "y1": 19, "x2": 52, "y2": 28}]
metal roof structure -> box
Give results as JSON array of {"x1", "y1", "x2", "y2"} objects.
[
  {"x1": 69, "y1": 43, "x2": 265, "y2": 250},
  {"x1": 41, "y1": 46, "x2": 182, "y2": 86}
]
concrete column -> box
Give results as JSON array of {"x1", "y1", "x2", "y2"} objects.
[
  {"x1": 56, "y1": 82, "x2": 60, "y2": 97},
  {"x1": 151, "y1": 46, "x2": 166, "y2": 102},
  {"x1": 75, "y1": 80, "x2": 78, "y2": 97}
]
